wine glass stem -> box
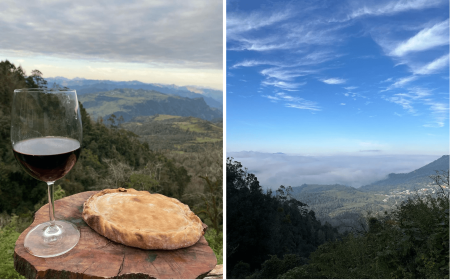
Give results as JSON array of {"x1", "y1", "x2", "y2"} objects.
[{"x1": 47, "y1": 181, "x2": 56, "y2": 226}]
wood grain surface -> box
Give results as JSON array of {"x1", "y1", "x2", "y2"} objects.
[{"x1": 14, "y1": 191, "x2": 217, "y2": 279}]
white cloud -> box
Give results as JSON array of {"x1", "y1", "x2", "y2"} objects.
[
  {"x1": 384, "y1": 75, "x2": 418, "y2": 90},
  {"x1": 260, "y1": 68, "x2": 316, "y2": 81},
  {"x1": 227, "y1": 9, "x2": 294, "y2": 38},
  {"x1": 231, "y1": 60, "x2": 276, "y2": 69},
  {"x1": 413, "y1": 54, "x2": 449, "y2": 75},
  {"x1": 0, "y1": 0, "x2": 223, "y2": 69},
  {"x1": 285, "y1": 103, "x2": 321, "y2": 111},
  {"x1": 349, "y1": 0, "x2": 446, "y2": 19},
  {"x1": 384, "y1": 87, "x2": 447, "y2": 127},
  {"x1": 230, "y1": 37, "x2": 293, "y2": 52},
  {"x1": 263, "y1": 92, "x2": 321, "y2": 111},
  {"x1": 424, "y1": 101, "x2": 448, "y2": 127},
  {"x1": 322, "y1": 78, "x2": 346, "y2": 84},
  {"x1": 227, "y1": 152, "x2": 440, "y2": 189},
  {"x1": 385, "y1": 95, "x2": 416, "y2": 113},
  {"x1": 262, "y1": 80, "x2": 306, "y2": 90},
  {"x1": 340, "y1": 103, "x2": 346, "y2": 105},
  {"x1": 390, "y1": 20, "x2": 449, "y2": 57},
  {"x1": 344, "y1": 86, "x2": 357, "y2": 90}
]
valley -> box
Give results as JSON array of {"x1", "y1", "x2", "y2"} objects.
[{"x1": 292, "y1": 155, "x2": 449, "y2": 232}]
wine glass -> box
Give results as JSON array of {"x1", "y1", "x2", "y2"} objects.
[{"x1": 11, "y1": 88, "x2": 82, "y2": 258}]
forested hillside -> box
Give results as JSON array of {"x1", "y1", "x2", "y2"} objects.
[
  {"x1": 360, "y1": 155, "x2": 449, "y2": 193},
  {"x1": 291, "y1": 156, "x2": 450, "y2": 233},
  {"x1": 0, "y1": 60, "x2": 223, "y2": 278},
  {"x1": 45, "y1": 77, "x2": 223, "y2": 109},
  {"x1": 79, "y1": 88, "x2": 222, "y2": 122},
  {"x1": 227, "y1": 158, "x2": 449, "y2": 279},
  {"x1": 121, "y1": 114, "x2": 222, "y2": 153},
  {"x1": 226, "y1": 158, "x2": 339, "y2": 279}
]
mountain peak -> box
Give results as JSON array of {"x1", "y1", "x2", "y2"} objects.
[{"x1": 360, "y1": 155, "x2": 449, "y2": 193}]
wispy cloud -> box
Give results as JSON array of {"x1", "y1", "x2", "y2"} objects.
[
  {"x1": 229, "y1": 37, "x2": 293, "y2": 52},
  {"x1": 230, "y1": 60, "x2": 278, "y2": 69},
  {"x1": 349, "y1": 0, "x2": 446, "y2": 19},
  {"x1": 322, "y1": 78, "x2": 346, "y2": 84},
  {"x1": 262, "y1": 92, "x2": 320, "y2": 111},
  {"x1": 227, "y1": 9, "x2": 294, "y2": 39},
  {"x1": 384, "y1": 87, "x2": 447, "y2": 127},
  {"x1": 260, "y1": 68, "x2": 316, "y2": 81},
  {"x1": 423, "y1": 101, "x2": 448, "y2": 127},
  {"x1": 383, "y1": 75, "x2": 418, "y2": 90},
  {"x1": 344, "y1": 86, "x2": 358, "y2": 90},
  {"x1": 390, "y1": 20, "x2": 449, "y2": 57},
  {"x1": 262, "y1": 80, "x2": 306, "y2": 90},
  {"x1": 413, "y1": 54, "x2": 449, "y2": 75}
]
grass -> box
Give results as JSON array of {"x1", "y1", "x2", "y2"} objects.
[
  {"x1": 154, "y1": 114, "x2": 182, "y2": 121},
  {"x1": 194, "y1": 137, "x2": 222, "y2": 143},
  {"x1": 204, "y1": 229, "x2": 223, "y2": 265}
]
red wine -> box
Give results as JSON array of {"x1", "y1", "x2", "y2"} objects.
[{"x1": 13, "y1": 137, "x2": 81, "y2": 182}]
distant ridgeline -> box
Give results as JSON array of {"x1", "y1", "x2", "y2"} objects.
[
  {"x1": 121, "y1": 114, "x2": 222, "y2": 153},
  {"x1": 45, "y1": 77, "x2": 223, "y2": 110},
  {"x1": 78, "y1": 88, "x2": 222, "y2": 123},
  {"x1": 292, "y1": 155, "x2": 449, "y2": 232},
  {"x1": 359, "y1": 155, "x2": 449, "y2": 193}
]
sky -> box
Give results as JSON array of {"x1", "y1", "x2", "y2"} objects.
[
  {"x1": 0, "y1": 0, "x2": 223, "y2": 90},
  {"x1": 226, "y1": 0, "x2": 449, "y2": 188}
]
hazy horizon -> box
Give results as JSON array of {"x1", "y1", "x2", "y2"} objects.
[
  {"x1": 227, "y1": 0, "x2": 448, "y2": 189},
  {"x1": 227, "y1": 0, "x2": 448, "y2": 155},
  {"x1": 228, "y1": 151, "x2": 444, "y2": 190}
]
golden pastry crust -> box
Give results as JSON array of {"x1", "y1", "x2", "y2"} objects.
[{"x1": 82, "y1": 188, "x2": 204, "y2": 250}]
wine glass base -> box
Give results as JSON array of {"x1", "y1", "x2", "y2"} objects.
[{"x1": 24, "y1": 220, "x2": 80, "y2": 258}]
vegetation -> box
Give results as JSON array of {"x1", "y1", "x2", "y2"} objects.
[
  {"x1": 0, "y1": 60, "x2": 223, "y2": 276},
  {"x1": 226, "y1": 158, "x2": 339, "y2": 279},
  {"x1": 78, "y1": 88, "x2": 222, "y2": 122},
  {"x1": 227, "y1": 155, "x2": 449, "y2": 279},
  {"x1": 204, "y1": 228, "x2": 223, "y2": 265},
  {"x1": 121, "y1": 114, "x2": 222, "y2": 153},
  {"x1": 281, "y1": 172, "x2": 449, "y2": 279}
]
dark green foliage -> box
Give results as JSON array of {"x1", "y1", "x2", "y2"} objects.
[
  {"x1": 248, "y1": 254, "x2": 307, "y2": 279},
  {"x1": 200, "y1": 176, "x2": 223, "y2": 231},
  {"x1": 0, "y1": 215, "x2": 26, "y2": 279},
  {"x1": 0, "y1": 61, "x2": 222, "y2": 277},
  {"x1": 281, "y1": 172, "x2": 449, "y2": 279},
  {"x1": 78, "y1": 88, "x2": 222, "y2": 122},
  {"x1": 204, "y1": 228, "x2": 223, "y2": 265},
  {"x1": 226, "y1": 158, "x2": 339, "y2": 279},
  {"x1": 0, "y1": 60, "x2": 193, "y2": 216},
  {"x1": 121, "y1": 114, "x2": 222, "y2": 153}
]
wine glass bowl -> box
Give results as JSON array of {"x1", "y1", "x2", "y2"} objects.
[{"x1": 11, "y1": 88, "x2": 82, "y2": 258}]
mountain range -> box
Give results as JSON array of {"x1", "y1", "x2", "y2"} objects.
[
  {"x1": 121, "y1": 114, "x2": 222, "y2": 152},
  {"x1": 46, "y1": 77, "x2": 223, "y2": 110},
  {"x1": 359, "y1": 155, "x2": 449, "y2": 193},
  {"x1": 291, "y1": 155, "x2": 449, "y2": 231},
  {"x1": 79, "y1": 88, "x2": 222, "y2": 122}
]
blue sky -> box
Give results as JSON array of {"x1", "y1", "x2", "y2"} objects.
[
  {"x1": 227, "y1": 0, "x2": 448, "y2": 156},
  {"x1": 226, "y1": 0, "x2": 449, "y2": 188}
]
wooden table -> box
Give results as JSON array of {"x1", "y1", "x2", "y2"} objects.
[{"x1": 14, "y1": 191, "x2": 217, "y2": 279}]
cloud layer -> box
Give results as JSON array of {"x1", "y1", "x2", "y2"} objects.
[
  {"x1": 228, "y1": 152, "x2": 440, "y2": 189},
  {"x1": 0, "y1": 0, "x2": 223, "y2": 69}
]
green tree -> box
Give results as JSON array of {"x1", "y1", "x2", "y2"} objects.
[
  {"x1": 128, "y1": 173, "x2": 160, "y2": 192},
  {"x1": 0, "y1": 215, "x2": 26, "y2": 279}
]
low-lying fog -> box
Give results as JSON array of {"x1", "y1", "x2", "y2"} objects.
[{"x1": 227, "y1": 151, "x2": 440, "y2": 189}]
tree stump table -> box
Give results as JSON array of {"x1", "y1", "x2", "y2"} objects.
[{"x1": 14, "y1": 191, "x2": 217, "y2": 279}]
